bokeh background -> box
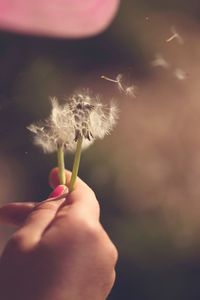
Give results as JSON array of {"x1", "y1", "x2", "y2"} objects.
[{"x1": 2, "y1": 0, "x2": 200, "y2": 299}]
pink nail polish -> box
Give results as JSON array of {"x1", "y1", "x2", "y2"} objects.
[{"x1": 49, "y1": 185, "x2": 67, "y2": 198}]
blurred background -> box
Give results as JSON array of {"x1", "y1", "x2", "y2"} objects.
[{"x1": 2, "y1": 0, "x2": 200, "y2": 299}]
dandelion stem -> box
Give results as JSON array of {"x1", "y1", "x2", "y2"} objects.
[
  {"x1": 57, "y1": 145, "x2": 66, "y2": 185},
  {"x1": 69, "y1": 137, "x2": 83, "y2": 192}
]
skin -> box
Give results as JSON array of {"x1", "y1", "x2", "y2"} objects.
[
  {"x1": 0, "y1": 0, "x2": 120, "y2": 37},
  {"x1": 0, "y1": 169, "x2": 118, "y2": 300}
]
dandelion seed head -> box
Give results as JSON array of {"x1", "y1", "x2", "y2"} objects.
[
  {"x1": 89, "y1": 100, "x2": 118, "y2": 139},
  {"x1": 69, "y1": 93, "x2": 95, "y2": 143},
  {"x1": 69, "y1": 92, "x2": 118, "y2": 142},
  {"x1": 50, "y1": 97, "x2": 73, "y2": 134},
  {"x1": 27, "y1": 97, "x2": 76, "y2": 153},
  {"x1": 27, "y1": 123, "x2": 57, "y2": 153},
  {"x1": 28, "y1": 92, "x2": 118, "y2": 153}
]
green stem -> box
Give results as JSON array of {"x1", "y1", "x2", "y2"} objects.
[
  {"x1": 69, "y1": 137, "x2": 83, "y2": 192},
  {"x1": 57, "y1": 144, "x2": 66, "y2": 185}
]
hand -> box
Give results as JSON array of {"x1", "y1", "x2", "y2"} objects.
[{"x1": 0, "y1": 168, "x2": 118, "y2": 300}]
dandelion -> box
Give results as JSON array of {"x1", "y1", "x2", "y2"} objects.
[
  {"x1": 101, "y1": 74, "x2": 137, "y2": 97},
  {"x1": 27, "y1": 97, "x2": 75, "y2": 184},
  {"x1": 67, "y1": 92, "x2": 118, "y2": 191},
  {"x1": 28, "y1": 92, "x2": 118, "y2": 191},
  {"x1": 166, "y1": 26, "x2": 184, "y2": 45}
]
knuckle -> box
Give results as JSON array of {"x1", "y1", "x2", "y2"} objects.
[
  {"x1": 67, "y1": 216, "x2": 101, "y2": 244},
  {"x1": 88, "y1": 187, "x2": 96, "y2": 199},
  {"x1": 81, "y1": 221, "x2": 101, "y2": 242},
  {"x1": 101, "y1": 270, "x2": 116, "y2": 298},
  {"x1": 106, "y1": 271, "x2": 117, "y2": 297},
  {"x1": 87, "y1": 187, "x2": 99, "y2": 205},
  {"x1": 6, "y1": 232, "x2": 29, "y2": 254},
  {"x1": 108, "y1": 243, "x2": 118, "y2": 265},
  {"x1": 9, "y1": 233, "x2": 24, "y2": 249},
  {"x1": 34, "y1": 200, "x2": 59, "y2": 212}
]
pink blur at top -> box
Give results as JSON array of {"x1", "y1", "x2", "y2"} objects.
[{"x1": 0, "y1": 0, "x2": 120, "y2": 37}]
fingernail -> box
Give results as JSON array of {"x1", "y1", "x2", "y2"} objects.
[{"x1": 49, "y1": 185, "x2": 67, "y2": 198}]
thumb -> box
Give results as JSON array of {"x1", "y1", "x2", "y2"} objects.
[
  {"x1": 49, "y1": 167, "x2": 69, "y2": 189},
  {"x1": 0, "y1": 185, "x2": 67, "y2": 227},
  {"x1": 13, "y1": 185, "x2": 68, "y2": 250}
]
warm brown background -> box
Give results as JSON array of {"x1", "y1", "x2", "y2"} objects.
[{"x1": 1, "y1": 0, "x2": 200, "y2": 299}]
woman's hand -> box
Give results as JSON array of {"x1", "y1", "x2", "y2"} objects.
[{"x1": 0, "y1": 169, "x2": 118, "y2": 300}]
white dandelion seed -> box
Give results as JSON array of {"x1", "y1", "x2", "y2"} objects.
[
  {"x1": 151, "y1": 53, "x2": 171, "y2": 70},
  {"x1": 125, "y1": 85, "x2": 137, "y2": 97},
  {"x1": 115, "y1": 74, "x2": 124, "y2": 93},
  {"x1": 166, "y1": 26, "x2": 184, "y2": 45},
  {"x1": 101, "y1": 74, "x2": 137, "y2": 97},
  {"x1": 101, "y1": 75, "x2": 119, "y2": 84},
  {"x1": 173, "y1": 68, "x2": 187, "y2": 81}
]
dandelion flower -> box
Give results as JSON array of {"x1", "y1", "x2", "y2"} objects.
[
  {"x1": 28, "y1": 92, "x2": 118, "y2": 189},
  {"x1": 68, "y1": 92, "x2": 118, "y2": 141},
  {"x1": 28, "y1": 97, "x2": 76, "y2": 184},
  {"x1": 27, "y1": 97, "x2": 75, "y2": 153},
  {"x1": 64, "y1": 92, "x2": 118, "y2": 191}
]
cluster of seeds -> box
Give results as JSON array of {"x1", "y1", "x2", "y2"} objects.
[
  {"x1": 69, "y1": 94, "x2": 95, "y2": 141},
  {"x1": 28, "y1": 92, "x2": 118, "y2": 154}
]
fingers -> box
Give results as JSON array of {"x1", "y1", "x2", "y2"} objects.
[
  {"x1": 48, "y1": 184, "x2": 68, "y2": 198},
  {"x1": 66, "y1": 178, "x2": 100, "y2": 221},
  {"x1": 49, "y1": 168, "x2": 100, "y2": 225},
  {"x1": 49, "y1": 167, "x2": 60, "y2": 189},
  {"x1": 0, "y1": 202, "x2": 35, "y2": 227},
  {"x1": 49, "y1": 167, "x2": 68, "y2": 189},
  {"x1": 49, "y1": 168, "x2": 100, "y2": 229},
  {"x1": 50, "y1": 172, "x2": 100, "y2": 229},
  {"x1": 11, "y1": 185, "x2": 68, "y2": 251},
  {"x1": 0, "y1": 185, "x2": 68, "y2": 227},
  {"x1": 3, "y1": 169, "x2": 99, "y2": 250}
]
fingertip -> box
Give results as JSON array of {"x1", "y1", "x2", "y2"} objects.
[
  {"x1": 49, "y1": 185, "x2": 68, "y2": 198},
  {"x1": 48, "y1": 167, "x2": 60, "y2": 189},
  {"x1": 67, "y1": 178, "x2": 96, "y2": 205},
  {"x1": 48, "y1": 172, "x2": 100, "y2": 220},
  {"x1": 48, "y1": 167, "x2": 92, "y2": 199},
  {"x1": 48, "y1": 167, "x2": 69, "y2": 189}
]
